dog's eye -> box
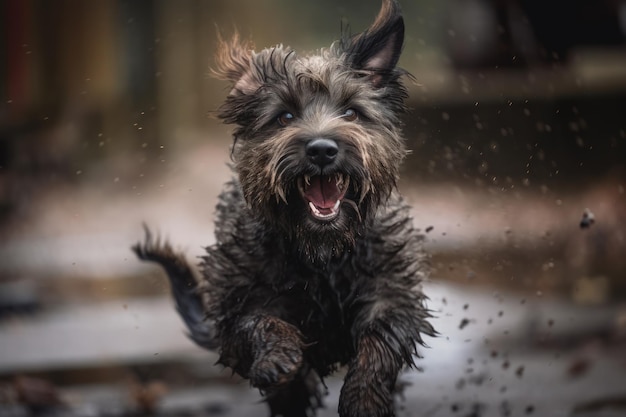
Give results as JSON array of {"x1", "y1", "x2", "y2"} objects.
[
  {"x1": 277, "y1": 112, "x2": 295, "y2": 127},
  {"x1": 342, "y1": 108, "x2": 358, "y2": 122}
]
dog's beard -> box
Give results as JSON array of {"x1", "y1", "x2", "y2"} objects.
[
  {"x1": 254, "y1": 170, "x2": 369, "y2": 265},
  {"x1": 285, "y1": 184, "x2": 366, "y2": 265}
]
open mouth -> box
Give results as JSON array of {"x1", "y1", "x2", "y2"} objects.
[{"x1": 297, "y1": 173, "x2": 350, "y2": 221}]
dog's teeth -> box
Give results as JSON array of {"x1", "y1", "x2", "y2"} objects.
[
  {"x1": 276, "y1": 187, "x2": 288, "y2": 205},
  {"x1": 304, "y1": 175, "x2": 311, "y2": 186},
  {"x1": 340, "y1": 175, "x2": 350, "y2": 192},
  {"x1": 308, "y1": 201, "x2": 341, "y2": 220},
  {"x1": 335, "y1": 173, "x2": 343, "y2": 188},
  {"x1": 308, "y1": 202, "x2": 319, "y2": 215}
]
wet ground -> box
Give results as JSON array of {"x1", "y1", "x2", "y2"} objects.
[
  {"x1": 1, "y1": 140, "x2": 625, "y2": 417},
  {"x1": 1, "y1": 281, "x2": 625, "y2": 417}
]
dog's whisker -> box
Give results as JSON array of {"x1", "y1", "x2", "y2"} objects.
[{"x1": 341, "y1": 198, "x2": 363, "y2": 223}]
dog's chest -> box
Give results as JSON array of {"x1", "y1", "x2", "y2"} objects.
[{"x1": 275, "y1": 260, "x2": 359, "y2": 369}]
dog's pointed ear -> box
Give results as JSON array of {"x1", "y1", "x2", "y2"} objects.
[
  {"x1": 213, "y1": 32, "x2": 260, "y2": 94},
  {"x1": 343, "y1": 0, "x2": 404, "y2": 86}
]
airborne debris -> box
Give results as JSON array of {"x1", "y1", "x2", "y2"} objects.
[{"x1": 580, "y1": 208, "x2": 595, "y2": 229}]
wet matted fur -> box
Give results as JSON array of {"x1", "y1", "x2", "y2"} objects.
[{"x1": 133, "y1": 1, "x2": 435, "y2": 416}]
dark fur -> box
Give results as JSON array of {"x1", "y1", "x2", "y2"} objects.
[{"x1": 133, "y1": 1, "x2": 435, "y2": 416}]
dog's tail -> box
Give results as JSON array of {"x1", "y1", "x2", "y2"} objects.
[{"x1": 132, "y1": 225, "x2": 217, "y2": 350}]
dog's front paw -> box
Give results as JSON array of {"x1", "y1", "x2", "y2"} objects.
[
  {"x1": 339, "y1": 374, "x2": 395, "y2": 417},
  {"x1": 250, "y1": 342, "x2": 302, "y2": 388},
  {"x1": 339, "y1": 333, "x2": 399, "y2": 417},
  {"x1": 249, "y1": 317, "x2": 304, "y2": 389}
]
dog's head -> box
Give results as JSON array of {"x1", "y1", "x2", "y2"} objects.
[{"x1": 215, "y1": 0, "x2": 409, "y2": 261}]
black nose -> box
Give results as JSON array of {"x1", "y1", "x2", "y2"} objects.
[{"x1": 306, "y1": 138, "x2": 338, "y2": 167}]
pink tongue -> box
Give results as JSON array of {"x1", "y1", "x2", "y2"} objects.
[{"x1": 305, "y1": 175, "x2": 340, "y2": 209}]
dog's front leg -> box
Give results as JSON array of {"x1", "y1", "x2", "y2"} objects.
[
  {"x1": 338, "y1": 331, "x2": 402, "y2": 417},
  {"x1": 219, "y1": 314, "x2": 305, "y2": 390}
]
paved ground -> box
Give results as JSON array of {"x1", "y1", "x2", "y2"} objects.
[{"x1": 1, "y1": 282, "x2": 625, "y2": 416}]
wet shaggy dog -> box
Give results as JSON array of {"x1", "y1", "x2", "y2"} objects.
[{"x1": 133, "y1": 0, "x2": 435, "y2": 416}]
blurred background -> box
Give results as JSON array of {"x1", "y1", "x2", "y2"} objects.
[{"x1": 1, "y1": 0, "x2": 625, "y2": 416}]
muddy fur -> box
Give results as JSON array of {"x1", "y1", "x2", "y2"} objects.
[{"x1": 133, "y1": 1, "x2": 435, "y2": 416}]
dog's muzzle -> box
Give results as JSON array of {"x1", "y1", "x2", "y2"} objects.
[
  {"x1": 297, "y1": 173, "x2": 350, "y2": 221},
  {"x1": 298, "y1": 138, "x2": 351, "y2": 222}
]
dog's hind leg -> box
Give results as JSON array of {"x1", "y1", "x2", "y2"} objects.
[{"x1": 132, "y1": 226, "x2": 216, "y2": 349}]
